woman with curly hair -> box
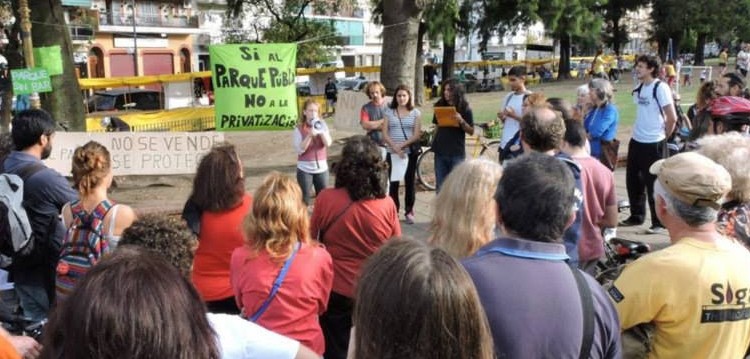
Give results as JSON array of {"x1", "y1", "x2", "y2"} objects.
[
  {"x1": 119, "y1": 215, "x2": 321, "y2": 359},
  {"x1": 309, "y1": 135, "x2": 401, "y2": 359},
  {"x1": 184, "y1": 143, "x2": 250, "y2": 315},
  {"x1": 697, "y1": 133, "x2": 750, "y2": 248},
  {"x1": 429, "y1": 159, "x2": 502, "y2": 258},
  {"x1": 230, "y1": 172, "x2": 333, "y2": 356},
  {"x1": 57, "y1": 141, "x2": 136, "y2": 300}
]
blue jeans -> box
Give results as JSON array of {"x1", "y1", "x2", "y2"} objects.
[
  {"x1": 434, "y1": 154, "x2": 465, "y2": 192},
  {"x1": 297, "y1": 169, "x2": 328, "y2": 205},
  {"x1": 14, "y1": 272, "x2": 50, "y2": 321}
]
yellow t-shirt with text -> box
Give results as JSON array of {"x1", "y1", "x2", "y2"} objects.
[{"x1": 610, "y1": 237, "x2": 750, "y2": 359}]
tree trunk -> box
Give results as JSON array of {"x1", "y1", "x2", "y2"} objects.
[
  {"x1": 557, "y1": 34, "x2": 572, "y2": 80},
  {"x1": 27, "y1": 0, "x2": 85, "y2": 130},
  {"x1": 381, "y1": 0, "x2": 423, "y2": 95},
  {"x1": 612, "y1": 18, "x2": 622, "y2": 56},
  {"x1": 414, "y1": 21, "x2": 425, "y2": 106},
  {"x1": 0, "y1": 19, "x2": 23, "y2": 132},
  {"x1": 441, "y1": 34, "x2": 455, "y2": 81},
  {"x1": 694, "y1": 32, "x2": 707, "y2": 66}
]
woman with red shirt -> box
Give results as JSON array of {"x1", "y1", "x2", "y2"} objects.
[
  {"x1": 310, "y1": 135, "x2": 401, "y2": 359},
  {"x1": 184, "y1": 144, "x2": 250, "y2": 315},
  {"x1": 231, "y1": 172, "x2": 333, "y2": 356}
]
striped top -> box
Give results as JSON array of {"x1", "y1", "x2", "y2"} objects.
[{"x1": 384, "y1": 107, "x2": 421, "y2": 154}]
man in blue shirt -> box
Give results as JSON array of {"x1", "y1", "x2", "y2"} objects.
[
  {"x1": 463, "y1": 153, "x2": 621, "y2": 358},
  {"x1": 2, "y1": 109, "x2": 77, "y2": 321}
]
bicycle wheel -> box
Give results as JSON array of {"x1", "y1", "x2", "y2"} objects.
[
  {"x1": 416, "y1": 148, "x2": 436, "y2": 191},
  {"x1": 479, "y1": 140, "x2": 501, "y2": 164}
]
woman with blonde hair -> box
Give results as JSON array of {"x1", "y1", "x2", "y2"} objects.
[
  {"x1": 350, "y1": 239, "x2": 495, "y2": 359},
  {"x1": 429, "y1": 159, "x2": 502, "y2": 258},
  {"x1": 184, "y1": 143, "x2": 250, "y2": 315},
  {"x1": 230, "y1": 172, "x2": 333, "y2": 356},
  {"x1": 293, "y1": 98, "x2": 332, "y2": 205},
  {"x1": 57, "y1": 141, "x2": 136, "y2": 300}
]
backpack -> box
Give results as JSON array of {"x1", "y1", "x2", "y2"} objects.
[
  {"x1": 55, "y1": 199, "x2": 115, "y2": 301},
  {"x1": 632, "y1": 80, "x2": 687, "y2": 155},
  {"x1": 0, "y1": 163, "x2": 46, "y2": 268}
]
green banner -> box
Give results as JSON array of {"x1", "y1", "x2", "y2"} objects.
[
  {"x1": 10, "y1": 68, "x2": 52, "y2": 95},
  {"x1": 209, "y1": 44, "x2": 298, "y2": 131},
  {"x1": 33, "y1": 46, "x2": 63, "y2": 76}
]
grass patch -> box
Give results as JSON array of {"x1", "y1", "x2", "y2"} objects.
[{"x1": 420, "y1": 73, "x2": 705, "y2": 137}]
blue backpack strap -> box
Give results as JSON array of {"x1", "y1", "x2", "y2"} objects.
[{"x1": 247, "y1": 242, "x2": 302, "y2": 322}]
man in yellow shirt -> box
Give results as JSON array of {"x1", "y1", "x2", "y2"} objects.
[{"x1": 610, "y1": 152, "x2": 750, "y2": 358}]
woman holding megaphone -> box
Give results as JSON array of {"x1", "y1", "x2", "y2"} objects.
[{"x1": 293, "y1": 99, "x2": 332, "y2": 206}]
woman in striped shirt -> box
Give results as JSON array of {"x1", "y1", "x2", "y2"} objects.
[{"x1": 382, "y1": 84, "x2": 422, "y2": 224}]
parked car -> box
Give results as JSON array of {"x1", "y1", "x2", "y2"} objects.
[
  {"x1": 454, "y1": 72, "x2": 480, "y2": 93},
  {"x1": 297, "y1": 82, "x2": 312, "y2": 96},
  {"x1": 87, "y1": 89, "x2": 162, "y2": 113},
  {"x1": 338, "y1": 77, "x2": 368, "y2": 91}
]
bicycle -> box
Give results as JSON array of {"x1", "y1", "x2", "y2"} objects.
[{"x1": 416, "y1": 123, "x2": 501, "y2": 191}]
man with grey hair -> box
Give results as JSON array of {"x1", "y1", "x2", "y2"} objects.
[{"x1": 610, "y1": 152, "x2": 750, "y2": 358}]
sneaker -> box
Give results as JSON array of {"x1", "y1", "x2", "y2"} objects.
[
  {"x1": 405, "y1": 212, "x2": 415, "y2": 225},
  {"x1": 646, "y1": 225, "x2": 666, "y2": 235},
  {"x1": 619, "y1": 217, "x2": 644, "y2": 227}
]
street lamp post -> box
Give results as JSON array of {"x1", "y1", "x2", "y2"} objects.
[
  {"x1": 18, "y1": 0, "x2": 41, "y2": 109},
  {"x1": 132, "y1": 0, "x2": 138, "y2": 76}
]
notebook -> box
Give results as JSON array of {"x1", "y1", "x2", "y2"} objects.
[{"x1": 435, "y1": 107, "x2": 459, "y2": 127}]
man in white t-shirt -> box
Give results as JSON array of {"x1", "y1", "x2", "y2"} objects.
[
  {"x1": 621, "y1": 55, "x2": 677, "y2": 234},
  {"x1": 498, "y1": 66, "x2": 531, "y2": 148}
]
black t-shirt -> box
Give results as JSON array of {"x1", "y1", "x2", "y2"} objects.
[
  {"x1": 325, "y1": 83, "x2": 337, "y2": 100},
  {"x1": 431, "y1": 106, "x2": 474, "y2": 156}
]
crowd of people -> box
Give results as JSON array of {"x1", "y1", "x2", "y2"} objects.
[{"x1": 0, "y1": 51, "x2": 750, "y2": 359}]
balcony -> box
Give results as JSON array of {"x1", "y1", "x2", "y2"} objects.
[
  {"x1": 99, "y1": 12, "x2": 199, "y2": 28},
  {"x1": 69, "y1": 25, "x2": 93, "y2": 41}
]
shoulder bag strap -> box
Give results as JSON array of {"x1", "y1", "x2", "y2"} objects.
[
  {"x1": 396, "y1": 110, "x2": 410, "y2": 145},
  {"x1": 569, "y1": 264, "x2": 595, "y2": 359},
  {"x1": 247, "y1": 241, "x2": 302, "y2": 322},
  {"x1": 317, "y1": 201, "x2": 354, "y2": 243}
]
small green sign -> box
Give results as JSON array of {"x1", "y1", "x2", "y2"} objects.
[
  {"x1": 209, "y1": 44, "x2": 298, "y2": 131},
  {"x1": 11, "y1": 68, "x2": 52, "y2": 95},
  {"x1": 33, "y1": 46, "x2": 63, "y2": 76}
]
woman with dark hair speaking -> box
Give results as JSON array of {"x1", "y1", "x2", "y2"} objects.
[
  {"x1": 431, "y1": 78, "x2": 474, "y2": 191},
  {"x1": 183, "y1": 144, "x2": 251, "y2": 315},
  {"x1": 310, "y1": 135, "x2": 401, "y2": 359}
]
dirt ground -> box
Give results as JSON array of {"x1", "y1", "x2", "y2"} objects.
[{"x1": 108, "y1": 128, "x2": 361, "y2": 215}]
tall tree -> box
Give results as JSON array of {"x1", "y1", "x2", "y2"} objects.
[
  {"x1": 537, "y1": 0, "x2": 603, "y2": 80},
  {"x1": 226, "y1": 0, "x2": 344, "y2": 67},
  {"x1": 473, "y1": 0, "x2": 538, "y2": 53},
  {"x1": 601, "y1": 0, "x2": 647, "y2": 55},
  {"x1": 15, "y1": 0, "x2": 85, "y2": 130},
  {"x1": 379, "y1": 0, "x2": 424, "y2": 92}
]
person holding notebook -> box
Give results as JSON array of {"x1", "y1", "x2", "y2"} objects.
[{"x1": 431, "y1": 78, "x2": 474, "y2": 192}]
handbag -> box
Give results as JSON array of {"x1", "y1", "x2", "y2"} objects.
[
  {"x1": 599, "y1": 138, "x2": 620, "y2": 171},
  {"x1": 396, "y1": 110, "x2": 422, "y2": 156}
]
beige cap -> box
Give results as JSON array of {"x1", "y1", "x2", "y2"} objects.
[{"x1": 649, "y1": 152, "x2": 731, "y2": 209}]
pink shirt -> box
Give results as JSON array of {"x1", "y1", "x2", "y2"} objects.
[
  {"x1": 230, "y1": 242, "x2": 333, "y2": 355},
  {"x1": 574, "y1": 156, "x2": 617, "y2": 262}
]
